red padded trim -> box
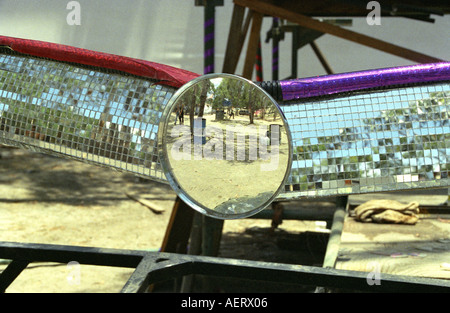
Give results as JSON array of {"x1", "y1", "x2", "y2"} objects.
[{"x1": 0, "y1": 35, "x2": 200, "y2": 87}]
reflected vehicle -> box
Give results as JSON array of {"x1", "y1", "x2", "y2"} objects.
[{"x1": 159, "y1": 74, "x2": 292, "y2": 219}]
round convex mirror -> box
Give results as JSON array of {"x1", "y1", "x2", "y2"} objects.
[{"x1": 159, "y1": 74, "x2": 292, "y2": 219}]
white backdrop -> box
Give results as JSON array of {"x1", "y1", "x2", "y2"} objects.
[{"x1": 0, "y1": 0, "x2": 449, "y2": 80}]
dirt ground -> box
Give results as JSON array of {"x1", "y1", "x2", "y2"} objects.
[{"x1": 0, "y1": 146, "x2": 327, "y2": 293}]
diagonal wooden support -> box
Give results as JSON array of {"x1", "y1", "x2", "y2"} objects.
[
  {"x1": 310, "y1": 41, "x2": 333, "y2": 74},
  {"x1": 242, "y1": 11, "x2": 264, "y2": 79},
  {"x1": 160, "y1": 197, "x2": 195, "y2": 254},
  {"x1": 234, "y1": 0, "x2": 444, "y2": 64},
  {"x1": 222, "y1": 5, "x2": 252, "y2": 74},
  {"x1": 222, "y1": 6, "x2": 264, "y2": 79}
]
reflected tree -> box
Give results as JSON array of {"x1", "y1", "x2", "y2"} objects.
[{"x1": 291, "y1": 90, "x2": 450, "y2": 191}]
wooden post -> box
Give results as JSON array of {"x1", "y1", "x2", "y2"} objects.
[
  {"x1": 310, "y1": 41, "x2": 333, "y2": 74},
  {"x1": 242, "y1": 11, "x2": 263, "y2": 79},
  {"x1": 160, "y1": 197, "x2": 195, "y2": 254},
  {"x1": 222, "y1": 5, "x2": 252, "y2": 74}
]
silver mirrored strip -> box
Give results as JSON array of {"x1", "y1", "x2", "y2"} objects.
[
  {"x1": 0, "y1": 53, "x2": 176, "y2": 182},
  {"x1": 1, "y1": 52, "x2": 449, "y2": 201},
  {"x1": 279, "y1": 82, "x2": 450, "y2": 199}
]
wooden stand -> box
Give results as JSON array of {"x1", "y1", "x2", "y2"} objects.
[{"x1": 224, "y1": 0, "x2": 444, "y2": 80}]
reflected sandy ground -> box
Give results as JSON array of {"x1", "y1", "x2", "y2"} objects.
[{"x1": 166, "y1": 107, "x2": 290, "y2": 216}]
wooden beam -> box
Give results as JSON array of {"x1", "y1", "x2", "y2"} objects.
[
  {"x1": 160, "y1": 197, "x2": 195, "y2": 254},
  {"x1": 310, "y1": 41, "x2": 334, "y2": 74},
  {"x1": 234, "y1": 0, "x2": 450, "y2": 17},
  {"x1": 222, "y1": 5, "x2": 252, "y2": 74},
  {"x1": 242, "y1": 11, "x2": 264, "y2": 79},
  {"x1": 234, "y1": 0, "x2": 444, "y2": 64}
]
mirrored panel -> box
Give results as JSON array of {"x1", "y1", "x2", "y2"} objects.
[
  {"x1": 0, "y1": 52, "x2": 175, "y2": 181},
  {"x1": 3, "y1": 49, "x2": 449, "y2": 216},
  {"x1": 280, "y1": 82, "x2": 450, "y2": 199},
  {"x1": 159, "y1": 74, "x2": 292, "y2": 219}
]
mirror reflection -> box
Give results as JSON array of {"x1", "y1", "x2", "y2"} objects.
[
  {"x1": 160, "y1": 74, "x2": 292, "y2": 219},
  {"x1": 0, "y1": 52, "x2": 172, "y2": 181},
  {"x1": 282, "y1": 83, "x2": 450, "y2": 197}
]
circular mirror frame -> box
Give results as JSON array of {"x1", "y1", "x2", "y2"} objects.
[{"x1": 158, "y1": 73, "x2": 293, "y2": 219}]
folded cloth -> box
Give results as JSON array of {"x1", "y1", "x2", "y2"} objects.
[{"x1": 354, "y1": 199, "x2": 419, "y2": 225}]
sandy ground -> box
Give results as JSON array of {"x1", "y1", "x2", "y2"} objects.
[
  {"x1": 0, "y1": 146, "x2": 322, "y2": 293},
  {"x1": 3, "y1": 146, "x2": 447, "y2": 293},
  {"x1": 165, "y1": 112, "x2": 290, "y2": 217}
]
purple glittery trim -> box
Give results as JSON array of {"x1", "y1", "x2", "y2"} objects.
[{"x1": 279, "y1": 62, "x2": 450, "y2": 101}]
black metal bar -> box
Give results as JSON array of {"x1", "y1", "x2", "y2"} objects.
[
  {"x1": 190, "y1": 257, "x2": 450, "y2": 293},
  {"x1": 0, "y1": 260, "x2": 29, "y2": 292},
  {"x1": 249, "y1": 205, "x2": 336, "y2": 222},
  {"x1": 121, "y1": 254, "x2": 194, "y2": 293},
  {"x1": 0, "y1": 241, "x2": 146, "y2": 268},
  {"x1": 1, "y1": 241, "x2": 449, "y2": 293},
  {"x1": 121, "y1": 251, "x2": 450, "y2": 293},
  {"x1": 121, "y1": 254, "x2": 164, "y2": 293}
]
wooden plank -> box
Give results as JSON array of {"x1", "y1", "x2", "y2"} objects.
[
  {"x1": 125, "y1": 193, "x2": 166, "y2": 214},
  {"x1": 160, "y1": 197, "x2": 195, "y2": 254},
  {"x1": 310, "y1": 41, "x2": 333, "y2": 74},
  {"x1": 242, "y1": 11, "x2": 264, "y2": 79},
  {"x1": 222, "y1": 5, "x2": 252, "y2": 74},
  {"x1": 234, "y1": 0, "x2": 444, "y2": 63}
]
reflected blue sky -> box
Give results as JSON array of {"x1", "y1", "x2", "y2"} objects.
[
  {"x1": 0, "y1": 53, "x2": 174, "y2": 181},
  {"x1": 1, "y1": 52, "x2": 450, "y2": 197},
  {"x1": 281, "y1": 83, "x2": 450, "y2": 196}
]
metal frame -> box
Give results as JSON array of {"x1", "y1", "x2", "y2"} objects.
[
  {"x1": 2, "y1": 196, "x2": 450, "y2": 293},
  {"x1": 1, "y1": 195, "x2": 449, "y2": 293},
  {"x1": 0, "y1": 239, "x2": 449, "y2": 293}
]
